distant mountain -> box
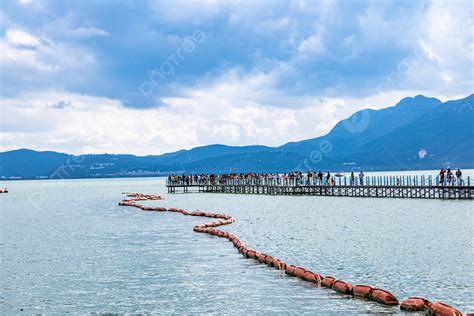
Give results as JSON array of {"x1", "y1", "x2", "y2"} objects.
[
  {"x1": 338, "y1": 95, "x2": 473, "y2": 170},
  {"x1": 1, "y1": 94, "x2": 472, "y2": 179},
  {"x1": 0, "y1": 149, "x2": 71, "y2": 178},
  {"x1": 154, "y1": 144, "x2": 272, "y2": 165},
  {"x1": 278, "y1": 94, "x2": 473, "y2": 171},
  {"x1": 280, "y1": 95, "x2": 443, "y2": 156}
]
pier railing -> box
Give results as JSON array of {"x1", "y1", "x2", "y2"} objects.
[
  {"x1": 167, "y1": 174, "x2": 471, "y2": 187},
  {"x1": 166, "y1": 175, "x2": 473, "y2": 200}
]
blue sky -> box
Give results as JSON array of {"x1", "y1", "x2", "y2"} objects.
[{"x1": 0, "y1": 0, "x2": 473, "y2": 155}]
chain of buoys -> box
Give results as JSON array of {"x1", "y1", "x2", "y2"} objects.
[{"x1": 118, "y1": 192, "x2": 466, "y2": 315}]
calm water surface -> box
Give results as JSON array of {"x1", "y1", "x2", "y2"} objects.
[{"x1": 1, "y1": 176, "x2": 473, "y2": 314}]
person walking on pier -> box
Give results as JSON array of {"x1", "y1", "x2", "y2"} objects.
[
  {"x1": 439, "y1": 168, "x2": 445, "y2": 185},
  {"x1": 456, "y1": 169, "x2": 462, "y2": 185},
  {"x1": 359, "y1": 171, "x2": 364, "y2": 186},
  {"x1": 326, "y1": 172, "x2": 331, "y2": 186},
  {"x1": 350, "y1": 172, "x2": 355, "y2": 186},
  {"x1": 318, "y1": 171, "x2": 323, "y2": 185},
  {"x1": 446, "y1": 168, "x2": 453, "y2": 185}
]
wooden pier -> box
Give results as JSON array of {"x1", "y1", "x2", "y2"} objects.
[{"x1": 167, "y1": 181, "x2": 473, "y2": 200}]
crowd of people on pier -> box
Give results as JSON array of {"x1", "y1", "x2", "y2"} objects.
[
  {"x1": 169, "y1": 171, "x2": 370, "y2": 187},
  {"x1": 438, "y1": 168, "x2": 463, "y2": 186},
  {"x1": 168, "y1": 168, "x2": 467, "y2": 187}
]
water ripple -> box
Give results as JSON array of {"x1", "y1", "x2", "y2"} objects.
[{"x1": 1, "y1": 177, "x2": 473, "y2": 314}]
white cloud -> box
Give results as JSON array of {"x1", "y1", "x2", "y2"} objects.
[
  {"x1": 0, "y1": 27, "x2": 98, "y2": 96},
  {"x1": 3, "y1": 59, "x2": 465, "y2": 155},
  {"x1": 0, "y1": 82, "x2": 353, "y2": 155},
  {"x1": 379, "y1": 1, "x2": 474, "y2": 97},
  {"x1": 72, "y1": 27, "x2": 110, "y2": 39},
  {"x1": 6, "y1": 29, "x2": 40, "y2": 47},
  {"x1": 420, "y1": 1, "x2": 473, "y2": 77},
  {"x1": 356, "y1": 2, "x2": 426, "y2": 50},
  {"x1": 0, "y1": 30, "x2": 57, "y2": 72},
  {"x1": 0, "y1": 91, "x2": 197, "y2": 155},
  {"x1": 297, "y1": 30, "x2": 326, "y2": 59},
  {"x1": 146, "y1": 69, "x2": 367, "y2": 149}
]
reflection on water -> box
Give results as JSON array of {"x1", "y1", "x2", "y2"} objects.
[{"x1": 1, "y1": 177, "x2": 472, "y2": 314}]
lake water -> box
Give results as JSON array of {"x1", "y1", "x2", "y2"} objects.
[{"x1": 1, "y1": 175, "x2": 473, "y2": 314}]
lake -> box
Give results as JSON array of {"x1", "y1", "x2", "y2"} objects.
[{"x1": 1, "y1": 175, "x2": 473, "y2": 314}]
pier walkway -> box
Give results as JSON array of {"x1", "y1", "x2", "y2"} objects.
[{"x1": 166, "y1": 174, "x2": 473, "y2": 200}]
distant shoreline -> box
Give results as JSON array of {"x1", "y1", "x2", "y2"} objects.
[{"x1": 2, "y1": 167, "x2": 473, "y2": 182}]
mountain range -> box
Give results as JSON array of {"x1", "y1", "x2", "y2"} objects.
[{"x1": 1, "y1": 94, "x2": 473, "y2": 179}]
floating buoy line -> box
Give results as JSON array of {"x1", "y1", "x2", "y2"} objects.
[{"x1": 119, "y1": 192, "x2": 464, "y2": 315}]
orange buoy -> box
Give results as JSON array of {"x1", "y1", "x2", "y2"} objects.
[
  {"x1": 273, "y1": 258, "x2": 287, "y2": 270},
  {"x1": 352, "y1": 285, "x2": 374, "y2": 298},
  {"x1": 264, "y1": 255, "x2": 275, "y2": 266},
  {"x1": 400, "y1": 297, "x2": 430, "y2": 311},
  {"x1": 246, "y1": 249, "x2": 258, "y2": 259},
  {"x1": 303, "y1": 271, "x2": 322, "y2": 283},
  {"x1": 257, "y1": 253, "x2": 268, "y2": 264},
  {"x1": 285, "y1": 265, "x2": 296, "y2": 276},
  {"x1": 293, "y1": 267, "x2": 306, "y2": 279},
  {"x1": 332, "y1": 280, "x2": 353, "y2": 295},
  {"x1": 216, "y1": 230, "x2": 227, "y2": 238},
  {"x1": 428, "y1": 302, "x2": 462, "y2": 316},
  {"x1": 369, "y1": 289, "x2": 399, "y2": 305},
  {"x1": 321, "y1": 276, "x2": 336, "y2": 288}
]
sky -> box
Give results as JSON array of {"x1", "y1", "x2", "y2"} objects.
[{"x1": 0, "y1": 0, "x2": 473, "y2": 155}]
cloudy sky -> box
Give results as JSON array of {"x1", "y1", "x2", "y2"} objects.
[{"x1": 0, "y1": 0, "x2": 472, "y2": 155}]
